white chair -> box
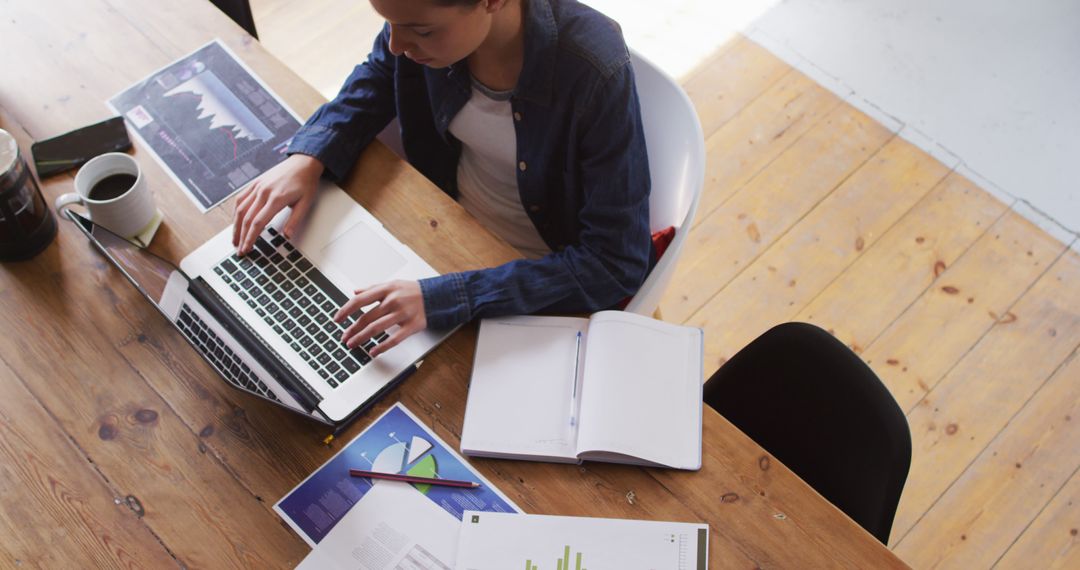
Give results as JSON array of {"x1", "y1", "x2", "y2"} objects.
[
  {"x1": 378, "y1": 50, "x2": 705, "y2": 318},
  {"x1": 377, "y1": 118, "x2": 406, "y2": 159},
  {"x1": 623, "y1": 49, "x2": 705, "y2": 317}
]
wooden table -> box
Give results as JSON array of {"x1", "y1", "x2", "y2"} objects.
[{"x1": 0, "y1": 1, "x2": 907, "y2": 567}]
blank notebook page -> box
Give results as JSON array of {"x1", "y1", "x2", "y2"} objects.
[
  {"x1": 575, "y1": 312, "x2": 701, "y2": 468},
  {"x1": 461, "y1": 316, "x2": 587, "y2": 459}
]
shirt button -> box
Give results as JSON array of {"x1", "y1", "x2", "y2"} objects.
[
  {"x1": 518, "y1": 161, "x2": 527, "y2": 172},
  {"x1": 530, "y1": 205, "x2": 541, "y2": 213},
  {"x1": 513, "y1": 111, "x2": 523, "y2": 121}
]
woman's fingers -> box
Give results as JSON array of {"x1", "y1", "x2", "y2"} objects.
[
  {"x1": 232, "y1": 183, "x2": 259, "y2": 247},
  {"x1": 283, "y1": 190, "x2": 315, "y2": 240},
  {"x1": 334, "y1": 287, "x2": 380, "y2": 323},
  {"x1": 344, "y1": 313, "x2": 399, "y2": 349},
  {"x1": 332, "y1": 281, "x2": 426, "y2": 355},
  {"x1": 242, "y1": 194, "x2": 285, "y2": 253},
  {"x1": 237, "y1": 189, "x2": 270, "y2": 254},
  {"x1": 367, "y1": 322, "x2": 418, "y2": 358},
  {"x1": 341, "y1": 297, "x2": 388, "y2": 343}
]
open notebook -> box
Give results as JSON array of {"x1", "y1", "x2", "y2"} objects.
[{"x1": 460, "y1": 311, "x2": 703, "y2": 470}]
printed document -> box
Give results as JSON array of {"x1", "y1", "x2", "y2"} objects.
[
  {"x1": 454, "y1": 511, "x2": 709, "y2": 570},
  {"x1": 297, "y1": 484, "x2": 457, "y2": 570},
  {"x1": 276, "y1": 403, "x2": 520, "y2": 548}
]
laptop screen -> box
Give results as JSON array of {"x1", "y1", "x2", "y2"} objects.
[{"x1": 63, "y1": 209, "x2": 181, "y2": 310}]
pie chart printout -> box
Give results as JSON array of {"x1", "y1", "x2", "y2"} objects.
[{"x1": 275, "y1": 404, "x2": 519, "y2": 546}]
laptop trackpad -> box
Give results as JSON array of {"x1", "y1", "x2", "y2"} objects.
[{"x1": 319, "y1": 222, "x2": 408, "y2": 288}]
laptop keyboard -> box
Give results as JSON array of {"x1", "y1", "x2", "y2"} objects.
[
  {"x1": 176, "y1": 304, "x2": 281, "y2": 402},
  {"x1": 211, "y1": 227, "x2": 388, "y2": 389}
]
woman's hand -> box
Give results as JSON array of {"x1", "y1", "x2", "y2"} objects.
[
  {"x1": 334, "y1": 280, "x2": 427, "y2": 357},
  {"x1": 233, "y1": 153, "x2": 325, "y2": 254}
]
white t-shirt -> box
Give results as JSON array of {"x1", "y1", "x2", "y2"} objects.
[{"x1": 448, "y1": 79, "x2": 551, "y2": 259}]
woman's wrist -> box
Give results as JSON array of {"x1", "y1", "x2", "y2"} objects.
[
  {"x1": 288, "y1": 153, "x2": 326, "y2": 178},
  {"x1": 418, "y1": 273, "x2": 471, "y2": 330}
]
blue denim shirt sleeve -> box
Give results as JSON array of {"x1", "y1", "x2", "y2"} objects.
[
  {"x1": 419, "y1": 62, "x2": 652, "y2": 329},
  {"x1": 287, "y1": 27, "x2": 397, "y2": 181}
]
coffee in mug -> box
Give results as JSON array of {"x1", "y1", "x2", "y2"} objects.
[{"x1": 88, "y1": 173, "x2": 138, "y2": 201}]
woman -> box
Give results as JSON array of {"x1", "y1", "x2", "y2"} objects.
[{"x1": 233, "y1": 0, "x2": 652, "y2": 357}]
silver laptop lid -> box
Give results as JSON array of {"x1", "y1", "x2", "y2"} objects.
[
  {"x1": 64, "y1": 208, "x2": 328, "y2": 420},
  {"x1": 62, "y1": 208, "x2": 181, "y2": 314}
]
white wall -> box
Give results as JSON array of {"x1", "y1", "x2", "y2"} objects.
[{"x1": 747, "y1": 0, "x2": 1080, "y2": 239}]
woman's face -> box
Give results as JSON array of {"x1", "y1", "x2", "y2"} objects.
[{"x1": 369, "y1": 0, "x2": 494, "y2": 68}]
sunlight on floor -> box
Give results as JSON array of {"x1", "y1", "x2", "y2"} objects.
[
  {"x1": 252, "y1": 0, "x2": 780, "y2": 100},
  {"x1": 587, "y1": 0, "x2": 778, "y2": 80}
]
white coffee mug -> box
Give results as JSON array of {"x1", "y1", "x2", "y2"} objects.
[{"x1": 55, "y1": 152, "x2": 155, "y2": 238}]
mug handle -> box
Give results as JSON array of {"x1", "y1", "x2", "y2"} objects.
[{"x1": 54, "y1": 193, "x2": 85, "y2": 215}]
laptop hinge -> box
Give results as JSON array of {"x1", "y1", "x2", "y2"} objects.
[{"x1": 188, "y1": 276, "x2": 322, "y2": 412}]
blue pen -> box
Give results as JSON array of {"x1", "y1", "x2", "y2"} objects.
[{"x1": 569, "y1": 331, "x2": 583, "y2": 427}]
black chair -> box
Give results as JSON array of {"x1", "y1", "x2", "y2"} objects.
[
  {"x1": 210, "y1": 0, "x2": 258, "y2": 39},
  {"x1": 703, "y1": 322, "x2": 911, "y2": 544}
]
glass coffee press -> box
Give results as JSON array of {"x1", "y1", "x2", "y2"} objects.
[{"x1": 0, "y1": 128, "x2": 57, "y2": 260}]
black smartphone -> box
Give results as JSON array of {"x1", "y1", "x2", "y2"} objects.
[{"x1": 31, "y1": 116, "x2": 132, "y2": 178}]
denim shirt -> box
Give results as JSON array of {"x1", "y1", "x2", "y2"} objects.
[{"x1": 287, "y1": 0, "x2": 652, "y2": 330}]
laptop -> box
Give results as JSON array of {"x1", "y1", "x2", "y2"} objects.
[{"x1": 65, "y1": 182, "x2": 454, "y2": 426}]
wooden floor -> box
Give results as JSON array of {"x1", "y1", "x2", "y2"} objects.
[
  {"x1": 251, "y1": 4, "x2": 1080, "y2": 568},
  {"x1": 671, "y1": 39, "x2": 1080, "y2": 569},
  {"x1": 252, "y1": 0, "x2": 382, "y2": 99}
]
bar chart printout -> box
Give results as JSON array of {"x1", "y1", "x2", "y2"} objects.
[
  {"x1": 454, "y1": 511, "x2": 708, "y2": 570},
  {"x1": 525, "y1": 545, "x2": 585, "y2": 570}
]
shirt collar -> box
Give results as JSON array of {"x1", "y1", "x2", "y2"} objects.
[
  {"x1": 446, "y1": 0, "x2": 557, "y2": 106},
  {"x1": 513, "y1": 0, "x2": 557, "y2": 106}
]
